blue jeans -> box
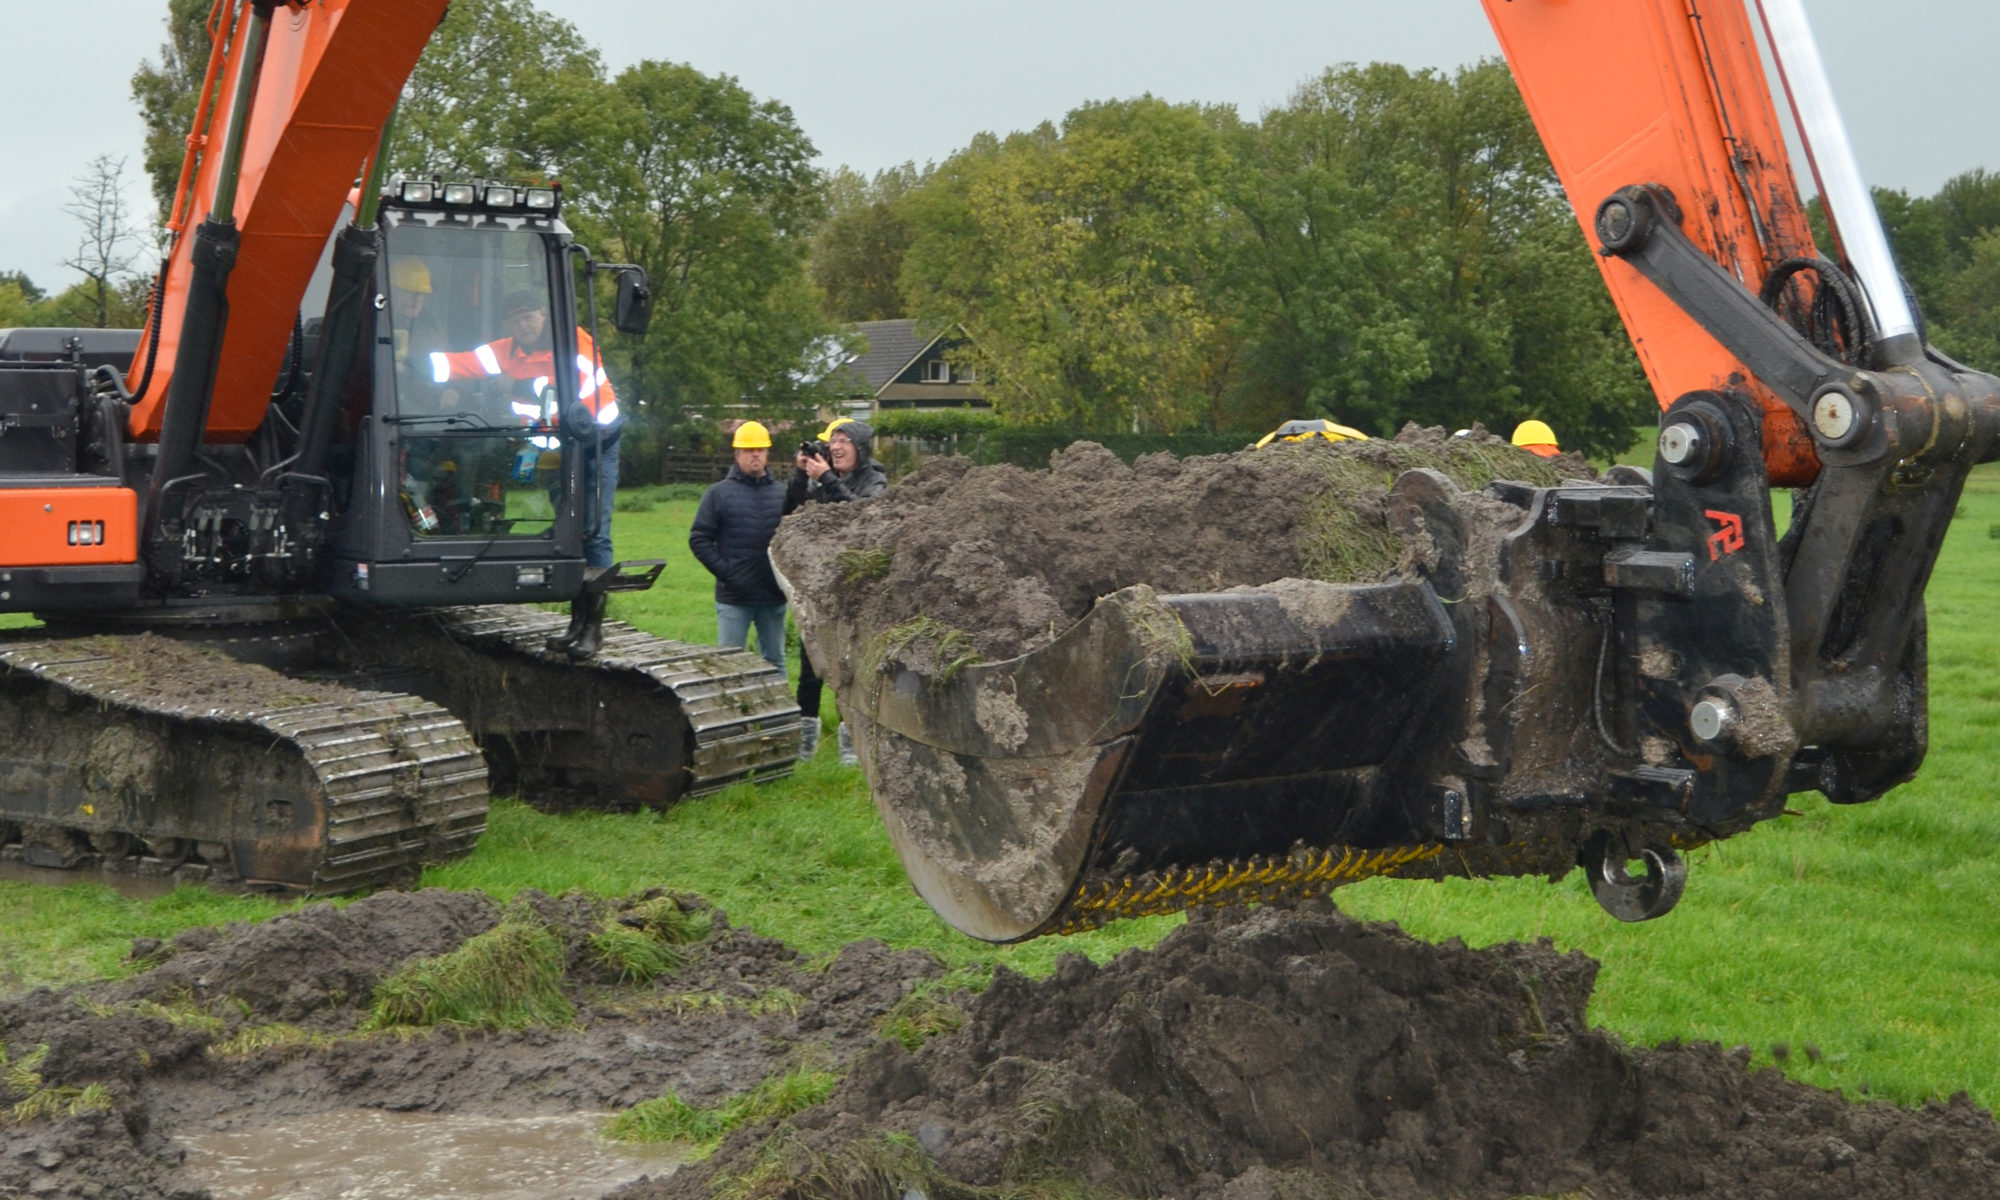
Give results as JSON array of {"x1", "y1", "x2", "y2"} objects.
[
  {"x1": 717, "y1": 601, "x2": 786, "y2": 671},
  {"x1": 580, "y1": 435, "x2": 619, "y2": 569}
]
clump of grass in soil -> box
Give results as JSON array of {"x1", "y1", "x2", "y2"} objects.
[
  {"x1": 1005, "y1": 1067, "x2": 1150, "y2": 1185},
  {"x1": 713, "y1": 1129, "x2": 933, "y2": 1200},
  {"x1": 589, "y1": 925, "x2": 682, "y2": 984},
  {"x1": 590, "y1": 895, "x2": 712, "y2": 984},
  {"x1": 833, "y1": 546, "x2": 893, "y2": 584},
  {"x1": 1120, "y1": 587, "x2": 1196, "y2": 677},
  {"x1": 865, "y1": 616, "x2": 985, "y2": 684},
  {"x1": 604, "y1": 1062, "x2": 840, "y2": 1154},
  {"x1": 208, "y1": 1023, "x2": 338, "y2": 1061},
  {"x1": 1297, "y1": 439, "x2": 1568, "y2": 583},
  {"x1": 365, "y1": 917, "x2": 574, "y2": 1031},
  {"x1": 649, "y1": 987, "x2": 805, "y2": 1019},
  {"x1": 876, "y1": 989, "x2": 967, "y2": 1050},
  {"x1": 714, "y1": 1127, "x2": 1095, "y2": 1200},
  {"x1": 2, "y1": 1043, "x2": 114, "y2": 1125},
  {"x1": 629, "y1": 894, "x2": 712, "y2": 944}
]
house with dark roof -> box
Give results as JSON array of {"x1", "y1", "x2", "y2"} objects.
[{"x1": 828, "y1": 319, "x2": 989, "y2": 417}]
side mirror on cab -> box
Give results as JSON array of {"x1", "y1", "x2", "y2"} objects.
[{"x1": 614, "y1": 267, "x2": 652, "y2": 336}]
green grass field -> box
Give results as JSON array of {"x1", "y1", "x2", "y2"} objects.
[{"x1": 2, "y1": 466, "x2": 1997, "y2": 1112}]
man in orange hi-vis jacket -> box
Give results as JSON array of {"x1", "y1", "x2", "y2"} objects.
[{"x1": 430, "y1": 289, "x2": 623, "y2": 568}]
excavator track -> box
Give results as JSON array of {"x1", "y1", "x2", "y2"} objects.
[
  {"x1": 325, "y1": 605, "x2": 801, "y2": 807},
  {"x1": 0, "y1": 631, "x2": 487, "y2": 893},
  {"x1": 0, "y1": 605, "x2": 797, "y2": 895}
]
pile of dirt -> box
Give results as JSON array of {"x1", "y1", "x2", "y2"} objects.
[
  {"x1": 3, "y1": 892, "x2": 1996, "y2": 1199},
  {"x1": 772, "y1": 425, "x2": 1586, "y2": 680},
  {"x1": 625, "y1": 903, "x2": 2000, "y2": 1200}
]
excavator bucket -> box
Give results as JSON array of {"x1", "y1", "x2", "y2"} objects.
[
  {"x1": 778, "y1": 445, "x2": 1731, "y2": 944},
  {"x1": 850, "y1": 580, "x2": 1461, "y2": 942}
]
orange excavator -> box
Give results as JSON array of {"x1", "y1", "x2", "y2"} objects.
[
  {"x1": 0, "y1": 1, "x2": 800, "y2": 891},
  {"x1": 806, "y1": 0, "x2": 2000, "y2": 941}
]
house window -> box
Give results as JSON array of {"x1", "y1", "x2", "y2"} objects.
[{"x1": 925, "y1": 360, "x2": 951, "y2": 383}]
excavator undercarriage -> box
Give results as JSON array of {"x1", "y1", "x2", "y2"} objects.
[{"x1": 0, "y1": 607, "x2": 799, "y2": 892}]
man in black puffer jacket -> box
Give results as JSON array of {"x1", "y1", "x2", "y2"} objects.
[
  {"x1": 784, "y1": 417, "x2": 888, "y2": 762},
  {"x1": 689, "y1": 420, "x2": 788, "y2": 670}
]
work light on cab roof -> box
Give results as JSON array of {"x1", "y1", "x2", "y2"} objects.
[{"x1": 392, "y1": 178, "x2": 561, "y2": 217}]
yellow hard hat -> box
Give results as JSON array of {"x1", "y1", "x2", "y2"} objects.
[
  {"x1": 818, "y1": 416, "x2": 854, "y2": 441},
  {"x1": 1511, "y1": 419, "x2": 1558, "y2": 449},
  {"x1": 732, "y1": 420, "x2": 773, "y2": 449},
  {"x1": 1254, "y1": 418, "x2": 1370, "y2": 449},
  {"x1": 390, "y1": 257, "x2": 432, "y2": 294}
]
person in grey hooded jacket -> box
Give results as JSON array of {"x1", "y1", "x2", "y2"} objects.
[{"x1": 785, "y1": 418, "x2": 887, "y2": 763}]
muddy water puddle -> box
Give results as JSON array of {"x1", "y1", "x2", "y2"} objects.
[
  {"x1": 182, "y1": 1108, "x2": 684, "y2": 1200},
  {"x1": 0, "y1": 857, "x2": 189, "y2": 900}
]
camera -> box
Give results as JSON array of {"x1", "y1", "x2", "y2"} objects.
[{"x1": 799, "y1": 439, "x2": 829, "y2": 461}]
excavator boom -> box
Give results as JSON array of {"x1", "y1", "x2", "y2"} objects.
[
  {"x1": 1484, "y1": 0, "x2": 1825, "y2": 485},
  {"x1": 132, "y1": 0, "x2": 448, "y2": 442}
]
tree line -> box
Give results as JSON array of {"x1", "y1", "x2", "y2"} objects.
[{"x1": 10, "y1": 0, "x2": 1995, "y2": 465}]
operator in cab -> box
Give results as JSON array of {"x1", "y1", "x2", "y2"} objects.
[{"x1": 430, "y1": 290, "x2": 624, "y2": 569}]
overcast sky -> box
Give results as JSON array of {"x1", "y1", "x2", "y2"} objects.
[{"x1": 4, "y1": 1, "x2": 1994, "y2": 296}]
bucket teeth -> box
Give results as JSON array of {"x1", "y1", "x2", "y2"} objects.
[{"x1": 1057, "y1": 843, "x2": 1446, "y2": 934}]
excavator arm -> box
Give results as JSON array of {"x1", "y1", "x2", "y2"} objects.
[
  {"x1": 787, "y1": 0, "x2": 2000, "y2": 942},
  {"x1": 131, "y1": 0, "x2": 446, "y2": 442}
]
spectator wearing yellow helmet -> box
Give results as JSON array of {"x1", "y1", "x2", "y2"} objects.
[
  {"x1": 1511, "y1": 419, "x2": 1561, "y2": 459},
  {"x1": 689, "y1": 420, "x2": 789, "y2": 671},
  {"x1": 783, "y1": 415, "x2": 889, "y2": 762}
]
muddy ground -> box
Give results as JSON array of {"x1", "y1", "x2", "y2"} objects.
[
  {"x1": 4, "y1": 890, "x2": 1996, "y2": 1199},
  {"x1": 0, "y1": 888, "x2": 942, "y2": 1199}
]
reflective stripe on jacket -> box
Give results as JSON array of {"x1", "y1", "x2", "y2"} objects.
[{"x1": 428, "y1": 327, "x2": 621, "y2": 429}]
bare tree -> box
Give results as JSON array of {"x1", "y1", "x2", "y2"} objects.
[{"x1": 63, "y1": 155, "x2": 140, "y2": 329}]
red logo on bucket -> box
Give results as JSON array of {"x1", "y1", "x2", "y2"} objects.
[{"x1": 1704, "y1": 509, "x2": 1744, "y2": 560}]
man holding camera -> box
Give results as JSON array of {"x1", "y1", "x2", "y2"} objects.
[
  {"x1": 785, "y1": 417, "x2": 887, "y2": 762},
  {"x1": 790, "y1": 417, "x2": 888, "y2": 505}
]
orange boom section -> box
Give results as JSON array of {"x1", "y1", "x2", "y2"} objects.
[
  {"x1": 1482, "y1": 0, "x2": 1822, "y2": 485},
  {"x1": 127, "y1": 0, "x2": 448, "y2": 442}
]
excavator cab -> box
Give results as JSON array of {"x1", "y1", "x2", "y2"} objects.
[{"x1": 320, "y1": 187, "x2": 600, "y2": 607}]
